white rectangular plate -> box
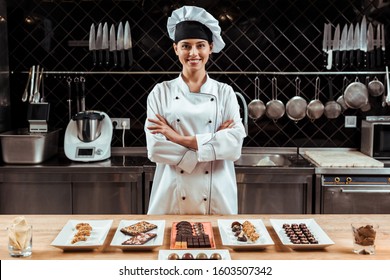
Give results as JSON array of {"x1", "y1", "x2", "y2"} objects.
[
  {"x1": 218, "y1": 219, "x2": 274, "y2": 250},
  {"x1": 110, "y1": 220, "x2": 165, "y2": 251},
  {"x1": 158, "y1": 249, "x2": 231, "y2": 260},
  {"x1": 270, "y1": 218, "x2": 335, "y2": 250},
  {"x1": 51, "y1": 220, "x2": 113, "y2": 251}
]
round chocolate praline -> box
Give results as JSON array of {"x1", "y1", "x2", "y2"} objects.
[
  {"x1": 196, "y1": 252, "x2": 208, "y2": 260},
  {"x1": 210, "y1": 253, "x2": 222, "y2": 260},
  {"x1": 168, "y1": 253, "x2": 180, "y2": 260},
  {"x1": 291, "y1": 224, "x2": 299, "y2": 229},
  {"x1": 282, "y1": 223, "x2": 290, "y2": 228},
  {"x1": 181, "y1": 253, "x2": 194, "y2": 260}
]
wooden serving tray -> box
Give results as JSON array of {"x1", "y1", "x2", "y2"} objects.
[{"x1": 170, "y1": 222, "x2": 216, "y2": 249}]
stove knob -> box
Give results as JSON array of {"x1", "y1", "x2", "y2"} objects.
[{"x1": 96, "y1": 149, "x2": 103, "y2": 155}]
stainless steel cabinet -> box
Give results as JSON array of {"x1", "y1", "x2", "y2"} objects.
[
  {"x1": 236, "y1": 169, "x2": 314, "y2": 214},
  {"x1": 72, "y1": 171, "x2": 142, "y2": 214},
  {"x1": 0, "y1": 172, "x2": 72, "y2": 214}
]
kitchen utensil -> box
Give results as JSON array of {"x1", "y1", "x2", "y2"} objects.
[
  {"x1": 344, "y1": 77, "x2": 368, "y2": 109},
  {"x1": 89, "y1": 23, "x2": 96, "y2": 66},
  {"x1": 286, "y1": 77, "x2": 307, "y2": 122},
  {"x1": 40, "y1": 71, "x2": 46, "y2": 102},
  {"x1": 337, "y1": 76, "x2": 349, "y2": 111},
  {"x1": 375, "y1": 24, "x2": 381, "y2": 67},
  {"x1": 96, "y1": 23, "x2": 103, "y2": 66},
  {"x1": 33, "y1": 67, "x2": 43, "y2": 104},
  {"x1": 340, "y1": 24, "x2": 348, "y2": 67},
  {"x1": 346, "y1": 23, "x2": 354, "y2": 67},
  {"x1": 265, "y1": 77, "x2": 285, "y2": 121},
  {"x1": 306, "y1": 77, "x2": 324, "y2": 121},
  {"x1": 353, "y1": 22, "x2": 360, "y2": 67},
  {"x1": 29, "y1": 65, "x2": 35, "y2": 103},
  {"x1": 109, "y1": 24, "x2": 117, "y2": 67},
  {"x1": 381, "y1": 24, "x2": 386, "y2": 64},
  {"x1": 382, "y1": 85, "x2": 387, "y2": 107},
  {"x1": 386, "y1": 66, "x2": 390, "y2": 106},
  {"x1": 80, "y1": 76, "x2": 86, "y2": 112},
  {"x1": 74, "y1": 76, "x2": 80, "y2": 113},
  {"x1": 323, "y1": 23, "x2": 332, "y2": 69},
  {"x1": 367, "y1": 23, "x2": 374, "y2": 68},
  {"x1": 326, "y1": 23, "x2": 333, "y2": 70},
  {"x1": 324, "y1": 78, "x2": 341, "y2": 119},
  {"x1": 22, "y1": 67, "x2": 32, "y2": 102},
  {"x1": 117, "y1": 22, "x2": 125, "y2": 68},
  {"x1": 332, "y1": 24, "x2": 340, "y2": 68},
  {"x1": 360, "y1": 16, "x2": 367, "y2": 68},
  {"x1": 368, "y1": 76, "x2": 384, "y2": 97},
  {"x1": 32, "y1": 65, "x2": 40, "y2": 103},
  {"x1": 360, "y1": 77, "x2": 371, "y2": 112},
  {"x1": 247, "y1": 76, "x2": 265, "y2": 120},
  {"x1": 124, "y1": 21, "x2": 133, "y2": 66},
  {"x1": 66, "y1": 76, "x2": 72, "y2": 121},
  {"x1": 102, "y1": 22, "x2": 109, "y2": 65}
]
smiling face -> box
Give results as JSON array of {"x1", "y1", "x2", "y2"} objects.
[{"x1": 173, "y1": 39, "x2": 213, "y2": 73}]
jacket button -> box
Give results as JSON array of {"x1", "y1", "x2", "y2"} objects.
[
  {"x1": 208, "y1": 120, "x2": 212, "y2": 123},
  {"x1": 177, "y1": 119, "x2": 180, "y2": 122},
  {"x1": 182, "y1": 196, "x2": 186, "y2": 200},
  {"x1": 175, "y1": 96, "x2": 179, "y2": 99},
  {"x1": 210, "y1": 98, "x2": 214, "y2": 101},
  {"x1": 203, "y1": 197, "x2": 207, "y2": 201},
  {"x1": 205, "y1": 171, "x2": 209, "y2": 174},
  {"x1": 180, "y1": 170, "x2": 184, "y2": 174}
]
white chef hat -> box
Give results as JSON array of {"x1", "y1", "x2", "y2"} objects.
[{"x1": 167, "y1": 6, "x2": 226, "y2": 53}]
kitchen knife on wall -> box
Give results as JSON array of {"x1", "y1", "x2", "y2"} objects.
[
  {"x1": 353, "y1": 22, "x2": 360, "y2": 67},
  {"x1": 340, "y1": 24, "x2": 348, "y2": 67},
  {"x1": 375, "y1": 24, "x2": 381, "y2": 67},
  {"x1": 367, "y1": 23, "x2": 374, "y2": 68},
  {"x1": 332, "y1": 24, "x2": 340, "y2": 68},
  {"x1": 109, "y1": 24, "x2": 117, "y2": 67},
  {"x1": 381, "y1": 24, "x2": 386, "y2": 65},
  {"x1": 117, "y1": 22, "x2": 125, "y2": 68},
  {"x1": 322, "y1": 23, "x2": 329, "y2": 69},
  {"x1": 96, "y1": 23, "x2": 103, "y2": 66},
  {"x1": 360, "y1": 16, "x2": 367, "y2": 68},
  {"x1": 89, "y1": 23, "x2": 96, "y2": 66},
  {"x1": 102, "y1": 22, "x2": 109, "y2": 66},
  {"x1": 347, "y1": 23, "x2": 354, "y2": 67},
  {"x1": 124, "y1": 21, "x2": 133, "y2": 67}
]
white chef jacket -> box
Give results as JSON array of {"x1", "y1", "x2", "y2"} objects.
[{"x1": 145, "y1": 74, "x2": 246, "y2": 215}]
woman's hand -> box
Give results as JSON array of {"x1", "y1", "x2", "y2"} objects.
[
  {"x1": 147, "y1": 114, "x2": 198, "y2": 150},
  {"x1": 147, "y1": 114, "x2": 179, "y2": 141},
  {"x1": 217, "y1": 119, "x2": 234, "y2": 131}
]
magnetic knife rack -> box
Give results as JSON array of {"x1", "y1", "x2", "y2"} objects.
[{"x1": 11, "y1": 70, "x2": 390, "y2": 75}]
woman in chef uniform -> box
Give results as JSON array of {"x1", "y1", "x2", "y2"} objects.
[{"x1": 145, "y1": 6, "x2": 246, "y2": 215}]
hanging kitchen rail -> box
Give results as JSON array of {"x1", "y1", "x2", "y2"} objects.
[{"x1": 11, "y1": 70, "x2": 389, "y2": 75}]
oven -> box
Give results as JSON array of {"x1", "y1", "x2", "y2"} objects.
[{"x1": 317, "y1": 175, "x2": 390, "y2": 214}]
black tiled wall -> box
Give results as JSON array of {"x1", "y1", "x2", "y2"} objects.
[{"x1": 6, "y1": 0, "x2": 390, "y2": 147}]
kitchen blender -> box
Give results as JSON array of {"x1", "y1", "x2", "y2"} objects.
[{"x1": 64, "y1": 110, "x2": 113, "y2": 162}]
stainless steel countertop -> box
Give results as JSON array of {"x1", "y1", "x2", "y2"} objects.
[{"x1": 0, "y1": 147, "x2": 389, "y2": 175}]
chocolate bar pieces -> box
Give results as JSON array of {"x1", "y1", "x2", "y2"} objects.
[
  {"x1": 121, "y1": 233, "x2": 157, "y2": 245},
  {"x1": 120, "y1": 221, "x2": 157, "y2": 236}
]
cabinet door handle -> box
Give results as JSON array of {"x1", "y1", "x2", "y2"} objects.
[{"x1": 340, "y1": 188, "x2": 390, "y2": 193}]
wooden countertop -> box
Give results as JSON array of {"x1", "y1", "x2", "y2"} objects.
[{"x1": 1, "y1": 214, "x2": 389, "y2": 260}]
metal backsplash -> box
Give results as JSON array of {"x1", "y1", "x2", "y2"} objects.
[{"x1": 7, "y1": 0, "x2": 390, "y2": 147}]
